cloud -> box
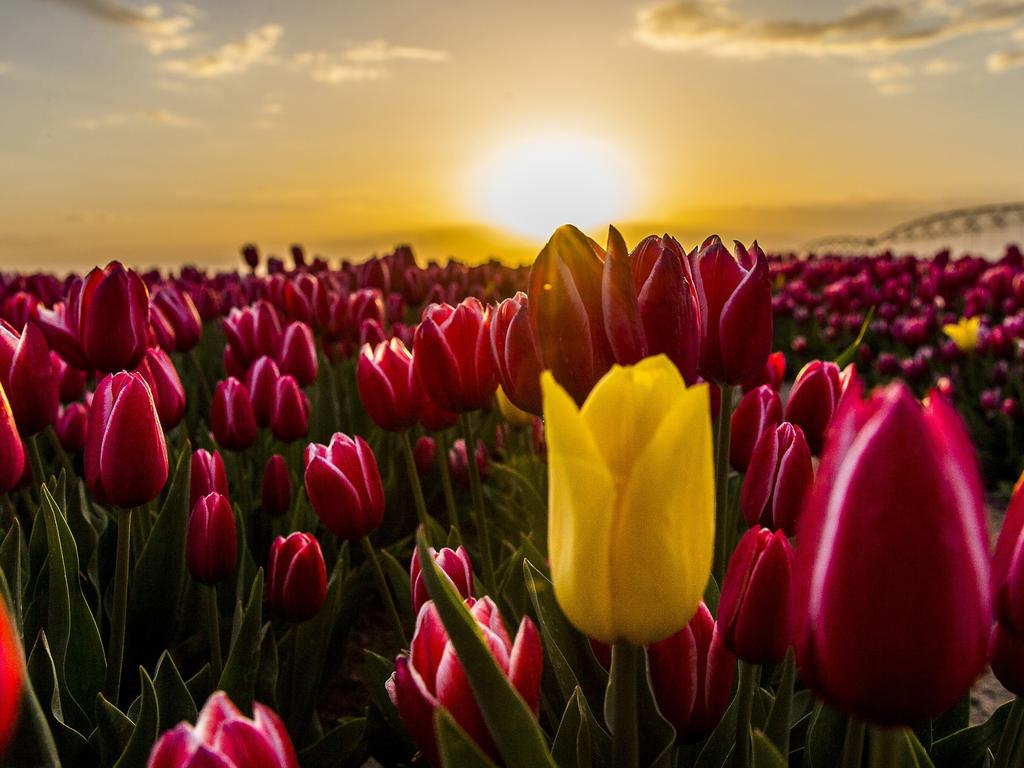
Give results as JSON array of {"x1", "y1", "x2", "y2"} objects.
[
  {"x1": 72, "y1": 107, "x2": 201, "y2": 130},
  {"x1": 923, "y1": 57, "x2": 960, "y2": 74},
  {"x1": 867, "y1": 62, "x2": 913, "y2": 81},
  {"x1": 161, "y1": 24, "x2": 282, "y2": 77},
  {"x1": 343, "y1": 39, "x2": 449, "y2": 63},
  {"x1": 633, "y1": 0, "x2": 1024, "y2": 58},
  {"x1": 988, "y1": 47, "x2": 1024, "y2": 69},
  {"x1": 42, "y1": 0, "x2": 195, "y2": 54},
  {"x1": 288, "y1": 51, "x2": 387, "y2": 84},
  {"x1": 0, "y1": 62, "x2": 12, "y2": 75}
]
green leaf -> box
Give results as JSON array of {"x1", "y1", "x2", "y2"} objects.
[
  {"x1": 297, "y1": 718, "x2": 368, "y2": 768},
  {"x1": 1, "y1": 518, "x2": 25, "y2": 631},
  {"x1": 255, "y1": 625, "x2": 280, "y2": 710},
  {"x1": 805, "y1": 701, "x2": 847, "y2": 768},
  {"x1": 834, "y1": 305, "x2": 875, "y2": 368},
  {"x1": 932, "y1": 693, "x2": 971, "y2": 743},
  {"x1": 113, "y1": 668, "x2": 159, "y2": 768},
  {"x1": 932, "y1": 701, "x2": 1014, "y2": 768},
  {"x1": 752, "y1": 730, "x2": 788, "y2": 768},
  {"x1": 94, "y1": 695, "x2": 134, "y2": 768},
  {"x1": 415, "y1": 529, "x2": 556, "y2": 768},
  {"x1": 378, "y1": 546, "x2": 414, "y2": 630},
  {"x1": 434, "y1": 708, "x2": 501, "y2": 768},
  {"x1": 763, "y1": 648, "x2": 795, "y2": 756},
  {"x1": 217, "y1": 569, "x2": 264, "y2": 714},
  {"x1": 703, "y1": 573, "x2": 720, "y2": 617},
  {"x1": 4, "y1": 632, "x2": 61, "y2": 767},
  {"x1": 152, "y1": 652, "x2": 197, "y2": 732},
  {"x1": 552, "y1": 687, "x2": 610, "y2": 768},
  {"x1": 363, "y1": 649, "x2": 408, "y2": 739},
  {"x1": 25, "y1": 630, "x2": 94, "y2": 765}
]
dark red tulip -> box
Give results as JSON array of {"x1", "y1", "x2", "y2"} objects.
[
  {"x1": 601, "y1": 226, "x2": 645, "y2": 366},
  {"x1": 152, "y1": 284, "x2": 202, "y2": 352},
  {"x1": 357, "y1": 339, "x2": 421, "y2": 431},
  {"x1": 210, "y1": 377, "x2": 258, "y2": 451},
  {"x1": 149, "y1": 303, "x2": 177, "y2": 353},
  {"x1": 413, "y1": 298, "x2": 497, "y2": 413},
  {"x1": 190, "y1": 448, "x2": 229, "y2": 512},
  {"x1": 270, "y1": 375, "x2": 309, "y2": 443},
  {"x1": 0, "y1": 384, "x2": 25, "y2": 493},
  {"x1": 283, "y1": 273, "x2": 329, "y2": 331},
  {"x1": 718, "y1": 527, "x2": 794, "y2": 663},
  {"x1": 0, "y1": 597, "x2": 20, "y2": 758},
  {"x1": 222, "y1": 300, "x2": 282, "y2": 370},
  {"x1": 246, "y1": 355, "x2": 281, "y2": 428},
  {"x1": 647, "y1": 601, "x2": 735, "y2": 743},
  {"x1": 186, "y1": 492, "x2": 237, "y2": 585},
  {"x1": 135, "y1": 347, "x2": 185, "y2": 430},
  {"x1": 261, "y1": 454, "x2": 292, "y2": 517},
  {"x1": 85, "y1": 372, "x2": 169, "y2": 507},
  {"x1": 742, "y1": 350, "x2": 786, "y2": 393},
  {"x1": 448, "y1": 438, "x2": 488, "y2": 486},
  {"x1": 792, "y1": 382, "x2": 990, "y2": 725},
  {"x1": 416, "y1": 375, "x2": 459, "y2": 432},
  {"x1": 54, "y1": 355, "x2": 87, "y2": 403},
  {"x1": 730, "y1": 384, "x2": 782, "y2": 473},
  {"x1": 489, "y1": 292, "x2": 543, "y2": 416},
  {"x1": 267, "y1": 532, "x2": 328, "y2": 623},
  {"x1": 692, "y1": 237, "x2": 772, "y2": 385},
  {"x1": 409, "y1": 546, "x2": 473, "y2": 615},
  {"x1": 741, "y1": 421, "x2": 813, "y2": 535},
  {"x1": 784, "y1": 360, "x2": 842, "y2": 454},
  {"x1": 304, "y1": 432, "x2": 385, "y2": 540},
  {"x1": 278, "y1": 321, "x2": 318, "y2": 387},
  {"x1": 990, "y1": 476, "x2": 1024, "y2": 695},
  {"x1": 413, "y1": 436, "x2": 436, "y2": 474},
  {"x1": 0, "y1": 321, "x2": 59, "y2": 436},
  {"x1": 241, "y1": 243, "x2": 260, "y2": 270},
  {"x1": 55, "y1": 402, "x2": 88, "y2": 453}
]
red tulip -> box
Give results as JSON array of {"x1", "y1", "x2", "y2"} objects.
[
  {"x1": 990, "y1": 475, "x2": 1024, "y2": 695},
  {"x1": 260, "y1": 454, "x2": 292, "y2": 517},
  {"x1": 267, "y1": 532, "x2": 327, "y2": 623},
  {"x1": 149, "y1": 303, "x2": 178, "y2": 353},
  {"x1": 278, "y1": 321, "x2": 318, "y2": 387},
  {"x1": 270, "y1": 375, "x2": 308, "y2": 443},
  {"x1": 357, "y1": 339, "x2": 421, "y2": 431},
  {"x1": 245, "y1": 356, "x2": 281, "y2": 428},
  {"x1": 489, "y1": 292, "x2": 543, "y2": 416},
  {"x1": 147, "y1": 691, "x2": 298, "y2": 768},
  {"x1": 647, "y1": 601, "x2": 735, "y2": 743},
  {"x1": 210, "y1": 377, "x2": 258, "y2": 451},
  {"x1": 0, "y1": 321, "x2": 59, "y2": 436},
  {"x1": 55, "y1": 402, "x2": 88, "y2": 453},
  {"x1": 416, "y1": 375, "x2": 459, "y2": 432},
  {"x1": 304, "y1": 433, "x2": 385, "y2": 540},
  {"x1": 792, "y1": 381, "x2": 990, "y2": 725},
  {"x1": 0, "y1": 598, "x2": 20, "y2": 758},
  {"x1": 413, "y1": 436, "x2": 436, "y2": 475},
  {"x1": 448, "y1": 438, "x2": 488, "y2": 487},
  {"x1": 222, "y1": 300, "x2": 282, "y2": 370},
  {"x1": 186, "y1": 492, "x2": 237, "y2": 585},
  {"x1": 718, "y1": 527, "x2": 794, "y2": 663},
  {"x1": 85, "y1": 372, "x2": 168, "y2": 507},
  {"x1": 730, "y1": 384, "x2": 782, "y2": 473},
  {"x1": 413, "y1": 298, "x2": 497, "y2": 413},
  {"x1": 283, "y1": 273, "x2": 330, "y2": 331},
  {"x1": 741, "y1": 421, "x2": 813, "y2": 535},
  {"x1": 152, "y1": 284, "x2": 202, "y2": 352},
  {"x1": 388, "y1": 597, "x2": 542, "y2": 764},
  {"x1": 742, "y1": 351, "x2": 786, "y2": 393},
  {"x1": 190, "y1": 448, "x2": 229, "y2": 512},
  {"x1": 135, "y1": 347, "x2": 186, "y2": 430},
  {"x1": 55, "y1": 355, "x2": 87, "y2": 403},
  {"x1": 0, "y1": 384, "x2": 25, "y2": 494},
  {"x1": 692, "y1": 237, "x2": 772, "y2": 385},
  {"x1": 409, "y1": 546, "x2": 473, "y2": 615},
  {"x1": 783, "y1": 360, "x2": 841, "y2": 454}
]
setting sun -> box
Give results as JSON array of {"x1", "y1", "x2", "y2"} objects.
[{"x1": 474, "y1": 134, "x2": 634, "y2": 240}]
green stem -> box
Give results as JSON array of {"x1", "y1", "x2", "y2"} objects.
[
  {"x1": 868, "y1": 726, "x2": 904, "y2": 768},
  {"x1": 360, "y1": 536, "x2": 408, "y2": 648},
  {"x1": 994, "y1": 697, "x2": 1024, "y2": 768},
  {"x1": 105, "y1": 506, "x2": 134, "y2": 703},
  {"x1": 28, "y1": 435, "x2": 46, "y2": 492},
  {"x1": 207, "y1": 585, "x2": 223, "y2": 684},
  {"x1": 714, "y1": 384, "x2": 735, "y2": 584},
  {"x1": 400, "y1": 431, "x2": 431, "y2": 539},
  {"x1": 734, "y1": 660, "x2": 760, "y2": 768},
  {"x1": 610, "y1": 641, "x2": 640, "y2": 768},
  {"x1": 841, "y1": 719, "x2": 867, "y2": 768},
  {"x1": 436, "y1": 430, "x2": 461, "y2": 536},
  {"x1": 44, "y1": 425, "x2": 75, "y2": 480},
  {"x1": 460, "y1": 414, "x2": 495, "y2": 594}
]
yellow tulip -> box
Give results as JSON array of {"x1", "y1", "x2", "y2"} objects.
[
  {"x1": 497, "y1": 386, "x2": 534, "y2": 427},
  {"x1": 942, "y1": 316, "x2": 980, "y2": 353},
  {"x1": 542, "y1": 354, "x2": 715, "y2": 645}
]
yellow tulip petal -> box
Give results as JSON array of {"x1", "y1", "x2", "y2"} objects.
[
  {"x1": 541, "y1": 371, "x2": 617, "y2": 641},
  {"x1": 611, "y1": 381, "x2": 715, "y2": 645},
  {"x1": 497, "y1": 386, "x2": 534, "y2": 427}
]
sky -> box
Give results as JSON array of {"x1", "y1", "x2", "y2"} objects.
[{"x1": 0, "y1": 0, "x2": 1023, "y2": 271}]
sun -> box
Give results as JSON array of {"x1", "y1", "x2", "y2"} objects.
[{"x1": 474, "y1": 134, "x2": 634, "y2": 240}]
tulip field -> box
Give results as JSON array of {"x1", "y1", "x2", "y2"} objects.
[{"x1": 3, "y1": 225, "x2": 1024, "y2": 768}]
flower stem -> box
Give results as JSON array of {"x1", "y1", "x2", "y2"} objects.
[
  {"x1": 436, "y1": 429, "x2": 461, "y2": 536},
  {"x1": 841, "y1": 719, "x2": 866, "y2": 768},
  {"x1": 610, "y1": 641, "x2": 640, "y2": 768},
  {"x1": 104, "y1": 505, "x2": 134, "y2": 703},
  {"x1": 44, "y1": 425, "x2": 76, "y2": 480},
  {"x1": 734, "y1": 660, "x2": 760, "y2": 768},
  {"x1": 459, "y1": 413, "x2": 495, "y2": 594},
  {"x1": 360, "y1": 536, "x2": 408, "y2": 648},
  {"x1": 207, "y1": 585, "x2": 223, "y2": 684},
  {"x1": 399, "y1": 431, "x2": 431, "y2": 539},
  {"x1": 868, "y1": 726, "x2": 904, "y2": 768},
  {"x1": 714, "y1": 383, "x2": 735, "y2": 584}
]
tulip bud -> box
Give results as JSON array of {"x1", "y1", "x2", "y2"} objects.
[
  {"x1": 601, "y1": 226, "x2": 645, "y2": 366},
  {"x1": 989, "y1": 474, "x2": 1024, "y2": 695},
  {"x1": 0, "y1": 321, "x2": 59, "y2": 436},
  {"x1": 151, "y1": 284, "x2": 202, "y2": 352},
  {"x1": 210, "y1": 377, "x2": 258, "y2": 451},
  {"x1": 489, "y1": 292, "x2": 543, "y2": 415},
  {"x1": 718, "y1": 527, "x2": 794, "y2": 663},
  {"x1": 135, "y1": 347, "x2": 186, "y2": 430},
  {"x1": 741, "y1": 422, "x2": 813, "y2": 535},
  {"x1": 784, "y1": 360, "x2": 842, "y2": 454},
  {"x1": 357, "y1": 339, "x2": 421, "y2": 431},
  {"x1": 0, "y1": 598, "x2": 20, "y2": 758},
  {"x1": 80, "y1": 263, "x2": 151, "y2": 373},
  {"x1": 147, "y1": 691, "x2": 298, "y2": 768},
  {"x1": 448, "y1": 438, "x2": 488, "y2": 486},
  {"x1": 413, "y1": 436, "x2": 436, "y2": 474},
  {"x1": 85, "y1": 372, "x2": 169, "y2": 507},
  {"x1": 267, "y1": 532, "x2": 327, "y2": 623},
  {"x1": 190, "y1": 448, "x2": 229, "y2": 512},
  {"x1": 246, "y1": 355, "x2": 281, "y2": 427},
  {"x1": 304, "y1": 432, "x2": 385, "y2": 539},
  {"x1": 186, "y1": 492, "x2": 237, "y2": 585},
  {"x1": 56, "y1": 402, "x2": 88, "y2": 453},
  {"x1": 692, "y1": 238, "x2": 772, "y2": 385},
  {"x1": 792, "y1": 382, "x2": 990, "y2": 725},
  {"x1": 388, "y1": 597, "x2": 542, "y2": 764},
  {"x1": 261, "y1": 454, "x2": 292, "y2": 517},
  {"x1": 278, "y1": 321, "x2": 318, "y2": 386},
  {"x1": 647, "y1": 601, "x2": 734, "y2": 743},
  {"x1": 413, "y1": 298, "x2": 497, "y2": 413},
  {"x1": 730, "y1": 384, "x2": 782, "y2": 473},
  {"x1": 409, "y1": 546, "x2": 473, "y2": 615},
  {"x1": 270, "y1": 375, "x2": 309, "y2": 443}
]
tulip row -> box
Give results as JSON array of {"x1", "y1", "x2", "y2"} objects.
[{"x1": 0, "y1": 232, "x2": 1022, "y2": 768}]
